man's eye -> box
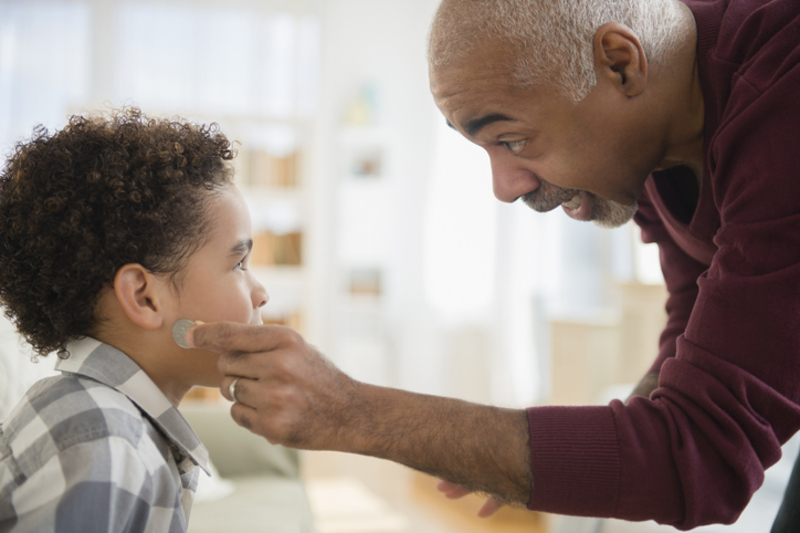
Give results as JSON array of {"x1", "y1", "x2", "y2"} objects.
[{"x1": 500, "y1": 139, "x2": 527, "y2": 155}]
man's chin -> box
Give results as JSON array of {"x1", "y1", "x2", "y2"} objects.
[
  {"x1": 590, "y1": 199, "x2": 639, "y2": 228},
  {"x1": 521, "y1": 188, "x2": 638, "y2": 228},
  {"x1": 521, "y1": 186, "x2": 580, "y2": 214}
]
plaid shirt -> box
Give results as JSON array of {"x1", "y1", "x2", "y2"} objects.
[{"x1": 0, "y1": 337, "x2": 210, "y2": 532}]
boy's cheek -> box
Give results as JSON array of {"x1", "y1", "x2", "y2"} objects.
[{"x1": 181, "y1": 290, "x2": 255, "y2": 326}]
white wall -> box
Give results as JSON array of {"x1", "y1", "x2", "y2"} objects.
[{"x1": 309, "y1": 0, "x2": 447, "y2": 396}]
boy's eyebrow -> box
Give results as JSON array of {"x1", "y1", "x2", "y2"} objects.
[{"x1": 230, "y1": 239, "x2": 253, "y2": 256}]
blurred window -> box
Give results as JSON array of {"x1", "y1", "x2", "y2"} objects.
[
  {"x1": 0, "y1": 1, "x2": 91, "y2": 149},
  {"x1": 0, "y1": 0, "x2": 320, "y2": 155}
]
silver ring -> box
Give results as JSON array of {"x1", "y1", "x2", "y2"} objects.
[{"x1": 229, "y1": 377, "x2": 241, "y2": 403}]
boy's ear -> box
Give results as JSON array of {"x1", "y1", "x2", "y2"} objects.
[
  {"x1": 593, "y1": 22, "x2": 648, "y2": 97},
  {"x1": 114, "y1": 264, "x2": 168, "y2": 331}
]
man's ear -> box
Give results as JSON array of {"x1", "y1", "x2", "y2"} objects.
[
  {"x1": 593, "y1": 22, "x2": 648, "y2": 97},
  {"x1": 114, "y1": 264, "x2": 167, "y2": 331}
]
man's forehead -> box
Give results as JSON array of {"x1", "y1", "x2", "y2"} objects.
[
  {"x1": 430, "y1": 36, "x2": 558, "y2": 96},
  {"x1": 431, "y1": 65, "x2": 513, "y2": 104},
  {"x1": 431, "y1": 63, "x2": 528, "y2": 127}
]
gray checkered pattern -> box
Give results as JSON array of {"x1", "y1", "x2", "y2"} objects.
[{"x1": 0, "y1": 337, "x2": 210, "y2": 532}]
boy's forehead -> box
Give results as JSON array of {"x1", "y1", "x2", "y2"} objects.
[{"x1": 202, "y1": 186, "x2": 252, "y2": 244}]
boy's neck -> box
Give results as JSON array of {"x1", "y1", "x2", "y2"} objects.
[
  {"x1": 92, "y1": 291, "x2": 196, "y2": 406},
  {"x1": 94, "y1": 328, "x2": 194, "y2": 406}
]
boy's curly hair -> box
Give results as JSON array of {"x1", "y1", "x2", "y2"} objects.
[{"x1": 0, "y1": 108, "x2": 235, "y2": 356}]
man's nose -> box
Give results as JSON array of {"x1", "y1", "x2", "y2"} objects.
[{"x1": 490, "y1": 154, "x2": 540, "y2": 203}]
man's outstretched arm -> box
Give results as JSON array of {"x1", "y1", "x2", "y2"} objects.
[{"x1": 189, "y1": 322, "x2": 533, "y2": 508}]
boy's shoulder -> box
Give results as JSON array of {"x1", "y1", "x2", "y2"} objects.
[
  {"x1": 1, "y1": 373, "x2": 154, "y2": 477},
  {"x1": 4, "y1": 372, "x2": 147, "y2": 444},
  {"x1": 2, "y1": 339, "x2": 209, "y2": 488},
  {"x1": 0, "y1": 371, "x2": 197, "y2": 532}
]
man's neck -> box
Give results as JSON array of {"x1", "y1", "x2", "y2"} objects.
[{"x1": 657, "y1": 2, "x2": 705, "y2": 183}]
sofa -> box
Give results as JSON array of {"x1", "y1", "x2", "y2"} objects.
[{"x1": 180, "y1": 402, "x2": 315, "y2": 533}]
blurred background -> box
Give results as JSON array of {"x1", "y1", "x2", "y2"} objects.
[{"x1": 1, "y1": 1, "x2": 792, "y2": 532}]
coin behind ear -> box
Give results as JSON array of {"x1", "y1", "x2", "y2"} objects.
[{"x1": 172, "y1": 319, "x2": 196, "y2": 349}]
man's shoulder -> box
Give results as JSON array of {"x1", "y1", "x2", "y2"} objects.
[{"x1": 697, "y1": 0, "x2": 800, "y2": 84}]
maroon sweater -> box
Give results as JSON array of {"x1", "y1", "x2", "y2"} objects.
[{"x1": 526, "y1": 0, "x2": 800, "y2": 528}]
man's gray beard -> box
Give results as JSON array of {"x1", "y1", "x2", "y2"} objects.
[
  {"x1": 590, "y1": 196, "x2": 638, "y2": 228},
  {"x1": 522, "y1": 186, "x2": 638, "y2": 228}
]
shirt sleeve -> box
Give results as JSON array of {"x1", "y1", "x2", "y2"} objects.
[
  {"x1": 52, "y1": 439, "x2": 157, "y2": 533},
  {"x1": 9, "y1": 434, "x2": 177, "y2": 533},
  {"x1": 526, "y1": 60, "x2": 800, "y2": 530}
]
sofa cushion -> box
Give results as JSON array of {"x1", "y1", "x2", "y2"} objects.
[
  {"x1": 180, "y1": 401, "x2": 299, "y2": 479},
  {"x1": 188, "y1": 477, "x2": 314, "y2": 533}
]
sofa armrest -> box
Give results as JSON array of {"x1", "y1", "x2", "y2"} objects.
[{"x1": 180, "y1": 401, "x2": 299, "y2": 479}]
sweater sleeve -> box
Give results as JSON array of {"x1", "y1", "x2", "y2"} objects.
[
  {"x1": 634, "y1": 193, "x2": 708, "y2": 375},
  {"x1": 526, "y1": 54, "x2": 800, "y2": 531}
]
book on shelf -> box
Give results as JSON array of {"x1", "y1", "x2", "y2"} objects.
[
  {"x1": 247, "y1": 149, "x2": 300, "y2": 188},
  {"x1": 252, "y1": 230, "x2": 303, "y2": 266}
]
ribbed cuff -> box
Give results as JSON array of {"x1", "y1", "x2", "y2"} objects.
[{"x1": 526, "y1": 405, "x2": 620, "y2": 517}]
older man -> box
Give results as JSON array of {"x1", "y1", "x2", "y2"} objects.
[{"x1": 190, "y1": 0, "x2": 800, "y2": 529}]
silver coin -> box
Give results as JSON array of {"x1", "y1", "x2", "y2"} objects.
[{"x1": 172, "y1": 319, "x2": 196, "y2": 349}]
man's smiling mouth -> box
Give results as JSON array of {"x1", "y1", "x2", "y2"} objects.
[
  {"x1": 560, "y1": 191, "x2": 592, "y2": 221},
  {"x1": 521, "y1": 183, "x2": 582, "y2": 213},
  {"x1": 521, "y1": 186, "x2": 594, "y2": 222},
  {"x1": 561, "y1": 193, "x2": 582, "y2": 210}
]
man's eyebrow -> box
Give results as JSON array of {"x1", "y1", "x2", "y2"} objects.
[
  {"x1": 446, "y1": 114, "x2": 514, "y2": 135},
  {"x1": 464, "y1": 113, "x2": 514, "y2": 136},
  {"x1": 230, "y1": 239, "x2": 253, "y2": 256}
]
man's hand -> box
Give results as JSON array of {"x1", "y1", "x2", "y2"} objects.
[
  {"x1": 188, "y1": 322, "x2": 359, "y2": 450},
  {"x1": 437, "y1": 479, "x2": 506, "y2": 517},
  {"x1": 187, "y1": 321, "x2": 533, "y2": 510}
]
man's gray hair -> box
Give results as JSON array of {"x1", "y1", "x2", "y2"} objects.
[{"x1": 428, "y1": 0, "x2": 690, "y2": 102}]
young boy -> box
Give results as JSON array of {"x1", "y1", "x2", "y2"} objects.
[{"x1": 0, "y1": 108, "x2": 267, "y2": 532}]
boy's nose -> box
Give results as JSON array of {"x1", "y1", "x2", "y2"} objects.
[
  {"x1": 253, "y1": 280, "x2": 269, "y2": 309},
  {"x1": 491, "y1": 155, "x2": 541, "y2": 203}
]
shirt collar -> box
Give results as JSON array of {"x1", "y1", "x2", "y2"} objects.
[{"x1": 55, "y1": 337, "x2": 210, "y2": 475}]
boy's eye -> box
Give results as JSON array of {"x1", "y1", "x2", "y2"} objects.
[
  {"x1": 235, "y1": 259, "x2": 245, "y2": 270},
  {"x1": 500, "y1": 139, "x2": 527, "y2": 155}
]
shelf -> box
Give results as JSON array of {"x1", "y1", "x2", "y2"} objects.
[{"x1": 251, "y1": 265, "x2": 306, "y2": 283}]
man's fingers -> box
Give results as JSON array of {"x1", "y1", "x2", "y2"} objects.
[
  {"x1": 229, "y1": 401, "x2": 266, "y2": 436},
  {"x1": 436, "y1": 479, "x2": 454, "y2": 492},
  {"x1": 478, "y1": 498, "x2": 503, "y2": 518},
  {"x1": 229, "y1": 393, "x2": 291, "y2": 447},
  {"x1": 221, "y1": 375, "x2": 252, "y2": 404},
  {"x1": 217, "y1": 350, "x2": 265, "y2": 381},
  {"x1": 436, "y1": 480, "x2": 472, "y2": 499},
  {"x1": 437, "y1": 480, "x2": 504, "y2": 517},
  {"x1": 188, "y1": 322, "x2": 288, "y2": 353}
]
